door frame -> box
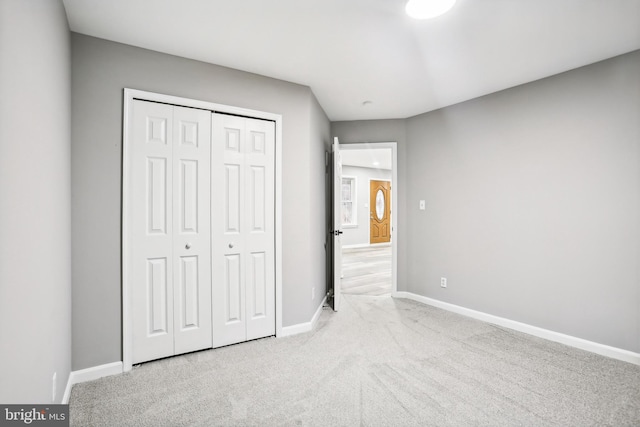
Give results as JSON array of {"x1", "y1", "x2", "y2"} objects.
[
  {"x1": 368, "y1": 178, "x2": 392, "y2": 245},
  {"x1": 122, "y1": 88, "x2": 283, "y2": 372},
  {"x1": 338, "y1": 142, "x2": 398, "y2": 294}
]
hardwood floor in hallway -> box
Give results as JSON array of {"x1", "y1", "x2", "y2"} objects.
[{"x1": 341, "y1": 245, "x2": 392, "y2": 296}]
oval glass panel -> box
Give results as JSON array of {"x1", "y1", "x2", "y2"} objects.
[{"x1": 375, "y1": 189, "x2": 385, "y2": 220}]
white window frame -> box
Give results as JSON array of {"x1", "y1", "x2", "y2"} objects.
[{"x1": 341, "y1": 175, "x2": 357, "y2": 227}]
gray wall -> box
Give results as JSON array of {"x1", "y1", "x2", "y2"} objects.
[
  {"x1": 71, "y1": 34, "x2": 329, "y2": 370},
  {"x1": 341, "y1": 166, "x2": 392, "y2": 247},
  {"x1": 0, "y1": 0, "x2": 72, "y2": 403},
  {"x1": 331, "y1": 52, "x2": 639, "y2": 353},
  {"x1": 406, "y1": 51, "x2": 639, "y2": 352},
  {"x1": 331, "y1": 120, "x2": 408, "y2": 290}
]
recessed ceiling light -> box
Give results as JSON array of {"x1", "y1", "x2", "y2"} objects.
[
  {"x1": 373, "y1": 161, "x2": 380, "y2": 166},
  {"x1": 405, "y1": 0, "x2": 456, "y2": 19}
]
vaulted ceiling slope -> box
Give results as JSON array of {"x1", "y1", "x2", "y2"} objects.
[{"x1": 62, "y1": 0, "x2": 640, "y2": 121}]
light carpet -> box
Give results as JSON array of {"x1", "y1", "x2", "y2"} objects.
[{"x1": 70, "y1": 295, "x2": 640, "y2": 426}]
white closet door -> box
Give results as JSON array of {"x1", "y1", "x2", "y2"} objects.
[
  {"x1": 132, "y1": 101, "x2": 175, "y2": 363},
  {"x1": 172, "y1": 106, "x2": 212, "y2": 355},
  {"x1": 212, "y1": 113, "x2": 275, "y2": 347},
  {"x1": 131, "y1": 100, "x2": 212, "y2": 364},
  {"x1": 244, "y1": 118, "x2": 275, "y2": 341}
]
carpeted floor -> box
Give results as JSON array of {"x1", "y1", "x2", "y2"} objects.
[{"x1": 70, "y1": 295, "x2": 640, "y2": 426}]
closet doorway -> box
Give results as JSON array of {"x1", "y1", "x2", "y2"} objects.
[{"x1": 122, "y1": 89, "x2": 283, "y2": 370}]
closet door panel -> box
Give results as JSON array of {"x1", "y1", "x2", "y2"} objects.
[
  {"x1": 212, "y1": 114, "x2": 247, "y2": 347},
  {"x1": 173, "y1": 106, "x2": 212, "y2": 355},
  {"x1": 212, "y1": 114, "x2": 275, "y2": 347},
  {"x1": 132, "y1": 100, "x2": 175, "y2": 364},
  {"x1": 131, "y1": 102, "x2": 213, "y2": 363},
  {"x1": 245, "y1": 119, "x2": 275, "y2": 341}
]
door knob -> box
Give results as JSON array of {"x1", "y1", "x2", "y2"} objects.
[{"x1": 185, "y1": 243, "x2": 191, "y2": 250}]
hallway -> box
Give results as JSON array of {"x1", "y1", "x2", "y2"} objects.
[{"x1": 341, "y1": 245, "x2": 392, "y2": 296}]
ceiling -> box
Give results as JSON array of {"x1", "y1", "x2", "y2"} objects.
[
  {"x1": 342, "y1": 148, "x2": 393, "y2": 170},
  {"x1": 62, "y1": 0, "x2": 640, "y2": 121}
]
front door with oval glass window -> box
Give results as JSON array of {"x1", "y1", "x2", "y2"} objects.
[{"x1": 370, "y1": 180, "x2": 391, "y2": 244}]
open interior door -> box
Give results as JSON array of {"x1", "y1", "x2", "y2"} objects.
[{"x1": 328, "y1": 137, "x2": 343, "y2": 311}]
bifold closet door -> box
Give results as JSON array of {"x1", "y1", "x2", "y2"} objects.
[
  {"x1": 212, "y1": 113, "x2": 276, "y2": 348},
  {"x1": 131, "y1": 100, "x2": 212, "y2": 364}
]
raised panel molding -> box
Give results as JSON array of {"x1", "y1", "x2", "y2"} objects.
[
  {"x1": 225, "y1": 164, "x2": 241, "y2": 233},
  {"x1": 225, "y1": 128, "x2": 240, "y2": 152},
  {"x1": 225, "y1": 254, "x2": 242, "y2": 323},
  {"x1": 249, "y1": 252, "x2": 266, "y2": 318},
  {"x1": 180, "y1": 160, "x2": 198, "y2": 233},
  {"x1": 180, "y1": 256, "x2": 199, "y2": 329},
  {"x1": 147, "y1": 157, "x2": 167, "y2": 234},
  {"x1": 251, "y1": 131, "x2": 265, "y2": 154},
  {"x1": 180, "y1": 121, "x2": 198, "y2": 147},
  {"x1": 147, "y1": 258, "x2": 168, "y2": 335},
  {"x1": 250, "y1": 166, "x2": 265, "y2": 232},
  {"x1": 147, "y1": 117, "x2": 167, "y2": 144}
]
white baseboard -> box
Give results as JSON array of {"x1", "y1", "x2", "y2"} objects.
[
  {"x1": 64, "y1": 297, "x2": 328, "y2": 403},
  {"x1": 62, "y1": 361, "x2": 124, "y2": 404},
  {"x1": 310, "y1": 296, "x2": 327, "y2": 329},
  {"x1": 63, "y1": 299, "x2": 327, "y2": 403},
  {"x1": 393, "y1": 291, "x2": 640, "y2": 366},
  {"x1": 281, "y1": 296, "x2": 327, "y2": 337}
]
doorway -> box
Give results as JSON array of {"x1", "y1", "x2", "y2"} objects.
[{"x1": 335, "y1": 143, "x2": 397, "y2": 299}]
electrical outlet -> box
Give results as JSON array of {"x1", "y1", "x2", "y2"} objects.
[
  {"x1": 52, "y1": 372, "x2": 57, "y2": 402},
  {"x1": 419, "y1": 200, "x2": 426, "y2": 210},
  {"x1": 440, "y1": 277, "x2": 447, "y2": 288}
]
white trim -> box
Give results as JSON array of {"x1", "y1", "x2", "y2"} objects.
[
  {"x1": 122, "y1": 89, "x2": 283, "y2": 371},
  {"x1": 275, "y1": 108, "x2": 283, "y2": 340},
  {"x1": 281, "y1": 296, "x2": 327, "y2": 337},
  {"x1": 122, "y1": 90, "x2": 133, "y2": 373},
  {"x1": 393, "y1": 291, "x2": 640, "y2": 366},
  {"x1": 339, "y1": 143, "x2": 398, "y2": 294},
  {"x1": 62, "y1": 362, "x2": 124, "y2": 404}
]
